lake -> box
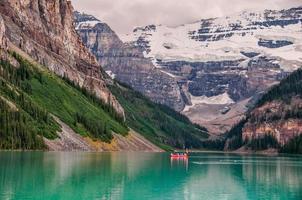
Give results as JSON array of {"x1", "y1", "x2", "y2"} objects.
[{"x1": 0, "y1": 152, "x2": 301, "y2": 200}]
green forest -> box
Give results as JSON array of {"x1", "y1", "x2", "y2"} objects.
[{"x1": 0, "y1": 52, "x2": 129, "y2": 149}]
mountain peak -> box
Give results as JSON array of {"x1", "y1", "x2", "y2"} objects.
[{"x1": 74, "y1": 11, "x2": 102, "y2": 30}]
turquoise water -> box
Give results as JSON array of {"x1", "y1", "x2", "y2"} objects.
[{"x1": 0, "y1": 152, "x2": 301, "y2": 200}]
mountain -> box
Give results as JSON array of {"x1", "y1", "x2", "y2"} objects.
[
  {"x1": 224, "y1": 68, "x2": 302, "y2": 154},
  {"x1": 0, "y1": 0, "x2": 124, "y2": 116},
  {"x1": 74, "y1": 12, "x2": 185, "y2": 111},
  {"x1": 0, "y1": 0, "x2": 208, "y2": 151},
  {"x1": 120, "y1": 7, "x2": 302, "y2": 134},
  {"x1": 108, "y1": 82, "x2": 208, "y2": 149}
]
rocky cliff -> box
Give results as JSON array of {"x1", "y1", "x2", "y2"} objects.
[
  {"x1": 0, "y1": 15, "x2": 6, "y2": 49},
  {"x1": 0, "y1": 0, "x2": 124, "y2": 116},
  {"x1": 242, "y1": 98, "x2": 302, "y2": 146},
  {"x1": 74, "y1": 12, "x2": 185, "y2": 111}
]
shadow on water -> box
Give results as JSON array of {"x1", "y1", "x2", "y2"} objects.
[{"x1": 0, "y1": 152, "x2": 301, "y2": 200}]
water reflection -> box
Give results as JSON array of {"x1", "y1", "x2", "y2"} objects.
[
  {"x1": 170, "y1": 157, "x2": 189, "y2": 171},
  {"x1": 0, "y1": 152, "x2": 301, "y2": 200}
]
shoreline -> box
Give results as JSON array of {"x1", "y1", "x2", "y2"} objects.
[{"x1": 0, "y1": 149, "x2": 301, "y2": 157}]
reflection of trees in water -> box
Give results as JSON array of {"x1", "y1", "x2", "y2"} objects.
[
  {"x1": 183, "y1": 154, "x2": 248, "y2": 200},
  {"x1": 240, "y1": 156, "x2": 302, "y2": 199},
  {"x1": 0, "y1": 152, "x2": 301, "y2": 199},
  {"x1": 0, "y1": 152, "x2": 161, "y2": 199},
  {"x1": 182, "y1": 153, "x2": 302, "y2": 200},
  {"x1": 0, "y1": 152, "x2": 197, "y2": 199}
]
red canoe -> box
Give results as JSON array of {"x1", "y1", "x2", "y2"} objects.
[{"x1": 170, "y1": 153, "x2": 188, "y2": 158}]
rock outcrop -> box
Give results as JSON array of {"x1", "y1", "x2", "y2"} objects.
[
  {"x1": 0, "y1": 15, "x2": 6, "y2": 49},
  {"x1": 224, "y1": 68, "x2": 302, "y2": 152},
  {"x1": 74, "y1": 12, "x2": 185, "y2": 111},
  {"x1": 0, "y1": 0, "x2": 124, "y2": 116},
  {"x1": 242, "y1": 98, "x2": 302, "y2": 146}
]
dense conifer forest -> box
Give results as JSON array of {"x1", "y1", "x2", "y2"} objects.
[{"x1": 0, "y1": 52, "x2": 129, "y2": 149}]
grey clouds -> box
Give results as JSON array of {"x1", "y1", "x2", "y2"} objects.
[{"x1": 72, "y1": 0, "x2": 302, "y2": 35}]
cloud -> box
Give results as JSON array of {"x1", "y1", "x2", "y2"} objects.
[{"x1": 72, "y1": 0, "x2": 302, "y2": 35}]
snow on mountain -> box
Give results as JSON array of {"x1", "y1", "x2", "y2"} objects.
[
  {"x1": 74, "y1": 11, "x2": 102, "y2": 30},
  {"x1": 183, "y1": 92, "x2": 234, "y2": 112},
  {"x1": 120, "y1": 7, "x2": 302, "y2": 133},
  {"x1": 74, "y1": 12, "x2": 186, "y2": 111},
  {"x1": 121, "y1": 7, "x2": 302, "y2": 71},
  {"x1": 76, "y1": 20, "x2": 101, "y2": 30}
]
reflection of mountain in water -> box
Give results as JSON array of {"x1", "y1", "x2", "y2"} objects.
[{"x1": 0, "y1": 152, "x2": 301, "y2": 199}]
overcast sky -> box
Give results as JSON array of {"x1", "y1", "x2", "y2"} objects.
[{"x1": 72, "y1": 0, "x2": 301, "y2": 35}]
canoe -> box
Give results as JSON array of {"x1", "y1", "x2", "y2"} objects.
[{"x1": 170, "y1": 153, "x2": 188, "y2": 158}]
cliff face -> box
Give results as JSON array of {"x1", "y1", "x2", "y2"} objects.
[
  {"x1": 242, "y1": 98, "x2": 302, "y2": 146},
  {"x1": 0, "y1": 0, "x2": 124, "y2": 116},
  {"x1": 0, "y1": 15, "x2": 5, "y2": 49},
  {"x1": 74, "y1": 12, "x2": 185, "y2": 111}
]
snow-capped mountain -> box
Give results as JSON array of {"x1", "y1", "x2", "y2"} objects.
[{"x1": 121, "y1": 7, "x2": 302, "y2": 133}]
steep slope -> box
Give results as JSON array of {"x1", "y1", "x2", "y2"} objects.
[
  {"x1": 122, "y1": 7, "x2": 302, "y2": 133},
  {"x1": 0, "y1": 46, "x2": 163, "y2": 151},
  {"x1": 224, "y1": 68, "x2": 302, "y2": 153},
  {"x1": 74, "y1": 12, "x2": 185, "y2": 111},
  {"x1": 0, "y1": 0, "x2": 124, "y2": 116},
  {"x1": 0, "y1": 50, "x2": 128, "y2": 149}
]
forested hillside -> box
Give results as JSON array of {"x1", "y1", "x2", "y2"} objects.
[
  {"x1": 224, "y1": 68, "x2": 302, "y2": 153},
  {"x1": 0, "y1": 52, "x2": 210, "y2": 150},
  {"x1": 0, "y1": 52, "x2": 129, "y2": 149}
]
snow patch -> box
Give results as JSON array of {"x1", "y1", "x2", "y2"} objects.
[
  {"x1": 121, "y1": 8, "x2": 302, "y2": 68},
  {"x1": 106, "y1": 70, "x2": 116, "y2": 79},
  {"x1": 76, "y1": 20, "x2": 100, "y2": 30},
  {"x1": 183, "y1": 92, "x2": 235, "y2": 112}
]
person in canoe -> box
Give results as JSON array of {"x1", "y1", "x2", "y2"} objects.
[{"x1": 170, "y1": 150, "x2": 189, "y2": 158}]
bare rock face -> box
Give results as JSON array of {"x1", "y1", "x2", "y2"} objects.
[
  {"x1": 0, "y1": 15, "x2": 5, "y2": 49},
  {"x1": 242, "y1": 98, "x2": 302, "y2": 145},
  {"x1": 74, "y1": 12, "x2": 185, "y2": 111},
  {"x1": 0, "y1": 0, "x2": 124, "y2": 117},
  {"x1": 0, "y1": 14, "x2": 9, "y2": 61}
]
